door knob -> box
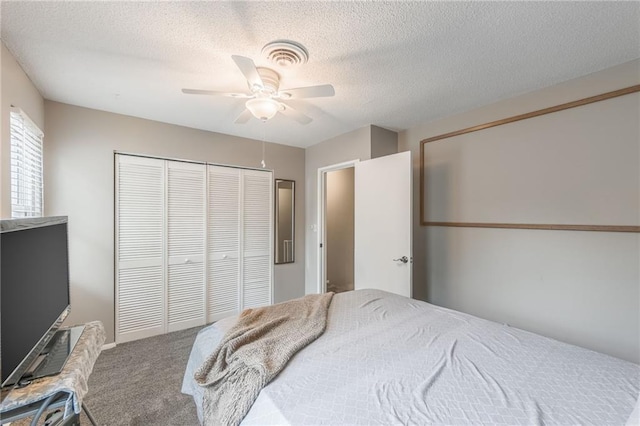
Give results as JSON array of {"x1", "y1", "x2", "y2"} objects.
[{"x1": 393, "y1": 256, "x2": 409, "y2": 264}]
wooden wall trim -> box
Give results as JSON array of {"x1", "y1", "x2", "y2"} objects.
[
  {"x1": 424, "y1": 222, "x2": 640, "y2": 233},
  {"x1": 419, "y1": 84, "x2": 640, "y2": 232}
]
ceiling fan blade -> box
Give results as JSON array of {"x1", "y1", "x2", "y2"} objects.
[
  {"x1": 279, "y1": 102, "x2": 312, "y2": 124},
  {"x1": 182, "y1": 88, "x2": 252, "y2": 98},
  {"x1": 234, "y1": 108, "x2": 253, "y2": 124},
  {"x1": 279, "y1": 84, "x2": 335, "y2": 99},
  {"x1": 231, "y1": 55, "x2": 264, "y2": 89},
  {"x1": 182, "y1": 88, "x2": 227, "y2": 96}
]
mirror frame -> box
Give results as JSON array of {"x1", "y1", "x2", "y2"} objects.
[{"x1": 274, "y1": 179, "x2": 295, "y2": 264}]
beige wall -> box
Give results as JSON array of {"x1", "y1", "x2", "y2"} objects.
[
  {"x1": 326, "y1": 167, "x2": 354, "y2": 292},
  {"x1": 399, "y1": 59, "x2": 640, "y2": 363},
  {"x1": 44, "y1": 101, "x2": 306, "y2": 343},
  {"x1": 1, "y1": 43, "x2": 45, "y2": 218}
]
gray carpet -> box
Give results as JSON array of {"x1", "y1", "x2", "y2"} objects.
[{"x1": 83, "y1": 326, "x2": 203, "y2": 425}]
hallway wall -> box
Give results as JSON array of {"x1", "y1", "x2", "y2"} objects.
[{"x1": 326, "y1": 167, "x2": 355, "y2": 293}]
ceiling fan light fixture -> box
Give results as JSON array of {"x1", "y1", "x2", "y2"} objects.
[{"x1": 246, "y1": 97, "x2": 280, "y2": 121}]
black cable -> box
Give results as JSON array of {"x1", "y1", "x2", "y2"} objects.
[{"x1": 30, "y1": 393, "x2": 58, "y2": 426}]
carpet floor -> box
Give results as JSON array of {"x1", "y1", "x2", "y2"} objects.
[{"x1": 83, "y1": 326, "x2": 203, "y2": 425}]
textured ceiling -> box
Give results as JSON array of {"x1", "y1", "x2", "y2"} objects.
[{"x1": 2, "y1": 2, "x2": 639, "y2": 148}]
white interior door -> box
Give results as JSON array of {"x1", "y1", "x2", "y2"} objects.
[
  {"x1": 354, "y1": 151, "x2": 412, "y2": 297},
  {"x1": 116, "y1": 155, "x2": 165, "y2": 343},
  {"x1": 166, "y1": 160, "x2": 206, "y2": 332},
  {"x1": 242, "y1": 169, "x2": 274, "y2": 308},
  {"x1": 207, "y1": 165, "x2": 241, "y2": 322}
]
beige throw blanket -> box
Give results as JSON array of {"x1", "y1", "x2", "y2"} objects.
[{"x1": 194, "y1": 292, "x2": 334, "y2": 426}]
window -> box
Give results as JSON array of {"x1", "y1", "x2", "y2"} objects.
[{"x1": 10, "y1": 108, "x2": 44, "y2": 218}]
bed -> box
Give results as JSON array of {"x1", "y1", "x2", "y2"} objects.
[{"x1": 182, "y1": 289, "x2": 640, "y2": 425}]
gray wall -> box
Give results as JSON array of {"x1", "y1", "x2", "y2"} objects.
[
  {"x1": 326, "y1": 167, "x2": 354, "y2": 292},
  {"x1": 44, "y1": 101, "x2": 306, "y2": 343},
  {"x1": 399, "y1": 59, "x2": 640, "y2": 363},
  {"x1": 371, "y1": 126, "x2": 398, "y2": 159},
  {"x1": 1, "y1": 42, "x2": 45, "y2": 218}
]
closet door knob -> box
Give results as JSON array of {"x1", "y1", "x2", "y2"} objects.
[{"x1": 393, "y1": 256, "x2": 408, "y2": 264}]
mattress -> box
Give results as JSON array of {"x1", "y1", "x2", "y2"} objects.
[{"x1": 182, "y1": 289, "x2": 640, "y2": 425}]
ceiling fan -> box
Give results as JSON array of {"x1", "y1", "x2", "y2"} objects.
[{"x1": 182, "y1": 55, "x2": 335, "y2": 124}]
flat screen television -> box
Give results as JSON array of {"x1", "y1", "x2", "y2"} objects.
[{"x1": 1, "y1": 216, "x2": 71, "y2": 388}]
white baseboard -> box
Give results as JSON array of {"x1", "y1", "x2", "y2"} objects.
[{"x1": 102, "y1": 342, "x2": 117, "y2": 351}]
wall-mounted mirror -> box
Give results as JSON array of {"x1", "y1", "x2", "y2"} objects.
[{"x1": 275, "y1": 179, "x2": 295, "y2": 264}]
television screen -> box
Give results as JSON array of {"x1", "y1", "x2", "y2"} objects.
[{"x1": 1, "y1": 219, "x2": 70, "y2": 386}]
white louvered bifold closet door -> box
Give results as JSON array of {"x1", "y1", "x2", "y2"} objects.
[
  {"x1": 117, "y1": 154, "x2": 273, "y2": 343},
  {"x1": 242, "y1": 169, "x2": 273, "y2": 308},
  {"x1": 166, "y1": 161, "x2": 207, "y2": 332},
  {"x1": 207, "y1": 166, "x2": 241, "y2": 322},
  {"x1": 116, "y1": 155, "x2": 165, "y2": 343}
]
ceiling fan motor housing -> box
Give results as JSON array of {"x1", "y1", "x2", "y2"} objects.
[{"x1": 255, "y1": 67, "x2": 280, "y2": 94}]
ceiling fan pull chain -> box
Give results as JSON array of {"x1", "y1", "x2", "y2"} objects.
[{"x1": 261, "y1": 125, "x2": 267, "y2": 168}]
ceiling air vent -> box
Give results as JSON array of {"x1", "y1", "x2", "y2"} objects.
[{"x1": 262, "y1": 40, "x2": 309, "y2": 67}]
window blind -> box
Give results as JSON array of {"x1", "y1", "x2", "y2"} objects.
[{"x1": 10, "y1": 108, "x2": 44, "y2": 218}]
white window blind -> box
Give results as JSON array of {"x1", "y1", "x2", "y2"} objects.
[{"x1": 10, "y1": 108, "x2": 44, "y2": 218}]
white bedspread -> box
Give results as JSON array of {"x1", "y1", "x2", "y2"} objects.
[{"x1": 183, "y1": 289, "x2": 640, "y2": 425}]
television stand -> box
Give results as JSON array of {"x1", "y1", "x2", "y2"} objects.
[{"x1": 0, "y1": 321, "x2": 105, "y2": 425}]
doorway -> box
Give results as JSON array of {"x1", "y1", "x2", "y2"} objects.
[
  {"x1": 317, "y1": 160, "x2": 359, "y2": 294},
  {"x1": 316, "y1": 151, "x2": 412, "y2": 297},
  {"x1": 326, "y1": 167, "x2": 354, "y2": 293}
]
